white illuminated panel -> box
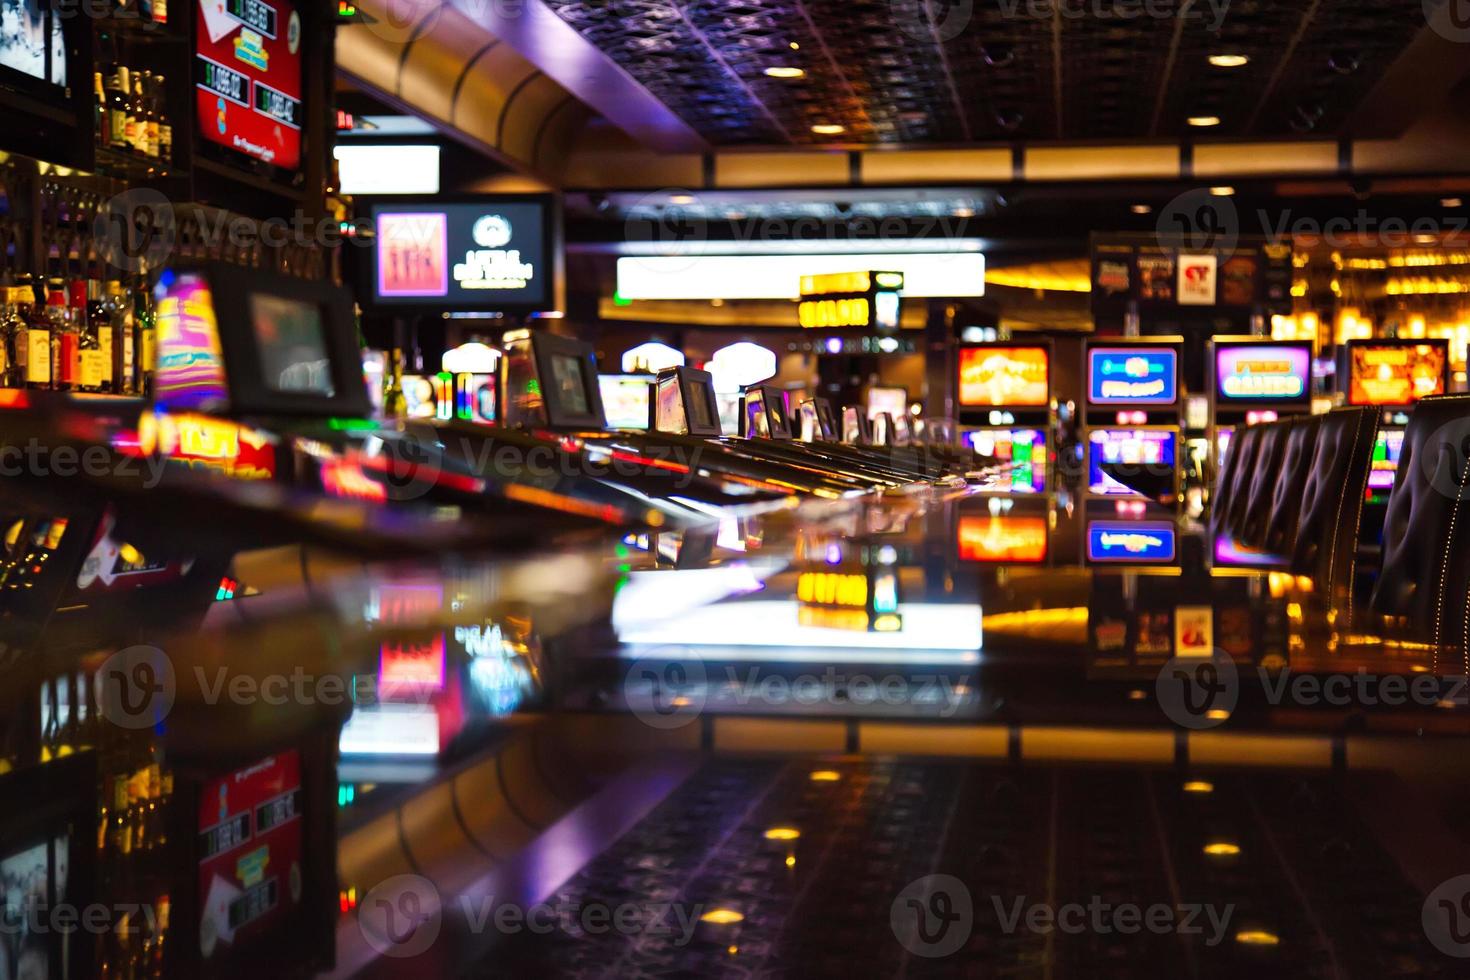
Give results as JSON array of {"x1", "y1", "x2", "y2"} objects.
[
  {"x1": 709, "y1": 342, "x2": 777, "y2": 392},
  {"x1": 339, "y1": 703, "x2": 440, "y2": 756},
  {"x1": 616, "y1": 252, "x2": 985, "y2": 300},
  {"x1": 334, "y1": 144, "x2": 441, "y2": 195},
  {"x1": 622, "y1": 342, "x2": 685, "y2": 373}
]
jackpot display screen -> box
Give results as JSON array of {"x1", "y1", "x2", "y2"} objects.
[
  {"x1": 1348, "y1": 341, "x2": 1447, "y2": 406},
  {"x1": 599, "y1": 375, "x2": 652, "y2": 430},
  {"x1": 370, "y1": 198, "x2": 555, "y2": 311},
  {"x1": 1368, "y1": 427, "x2": 1405, "y2": 491},
  {"x1": 1086, "y1": 347, "x2": 1178, "y2": 405},
  {"x1": 1087, "y1": 428, "x2": 1177, "y2": 496},
  {"x1": 964, "y1": 428, "x2": 1046, "y2": 493},
  {"x1": 1215, "y1": 343, "x2": 1312, "y2": 404},
  {"x1": 957, "y1": 346, "x2": 1049, "y2": 408},
  {"x1": 196, "y1": 0, "x2": 303, "y2": 170}
]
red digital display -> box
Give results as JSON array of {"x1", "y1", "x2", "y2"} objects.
[
  {"x1": 195, "y1": 0, "x2": 303, "y2": 170},
  {"x1": 198, "y1": 750, "x2": 304, "y2": 961}
]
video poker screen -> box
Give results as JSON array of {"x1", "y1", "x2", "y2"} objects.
[
  {"x1": 1087, "y1": 428, "x2": 1177, "y2": 496},
  {"x1": 964, "y1": 428, "x2": 1046, "y2": 493},
  {"x1": 370, "y1": 199, "x2": 554, "y2": 311},
  {"x1": 1215, "y1": 343, "x2": 1312, "y2": 404},
  {"x1": 196, "y1": 0, "x2": 303, "y2": 171},
  {"x1": 1347, "y1": 341, "x2": 1447, "y2": 407},
  {"x1": 1086, "y1": 347, "x2": 1178, "y2": 406}
]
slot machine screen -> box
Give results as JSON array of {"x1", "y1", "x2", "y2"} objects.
[
  {"x1": 1368, "y1": 427, "x2": 1405, "y2": 492},
  {"x1": 1347, "y1": 341, "x2": 1447, "y2": 406},
  {"x1": 549, "y1": 353, "x2": 590, "y2": 415},
  {"x1": 598, "y1": 375, "x2": 652, "y2": 430},
  {"x1": 1087, "y1": 429, "x2": 1177, "y2": 496},
  {"x1": 1086, "y1": 347, "x2": 1178, "y2": 406},
  {"x1": 1086, "y1": 520, "x2": 1177, "y2": 563},
  {"x1": 957, "y1": 514, "x2": 1048, "y2": 562},
  {"x1": 687, "y1": 378, "x2": 717, "y2": 432},
  {"x1": 249, "y1": 293, "x2": 333, "y2": 396},
  {"x1": 964, "y1": 428, "x2": 1046, "y2": 493},
  {"x1": 958, "y1": 346, "x2": 1049, "y2": 408},
  {"x1": 154, "y1": 272, "x2": 230, "y2": 413},
  {"x1": 1214, "y1": 343, "x2": 1311, "y2": 404}
]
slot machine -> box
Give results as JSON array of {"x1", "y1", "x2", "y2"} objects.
[
  {"x1": 955, "y1": 342, "x2": 1052, "y2": 495},
  {"x1": 1081, "y1": 338, "x2": 1183, "y2": 503},
  {"x1": 1208, "y1": 337, "x2": 1314, "y2": 474},
  {"x1": 1341, "y1": 339, "x2": 1449, "y2": 503}
]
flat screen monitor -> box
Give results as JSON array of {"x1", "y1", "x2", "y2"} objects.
[
  {"x1": 957, "y1": 514, "x2": 1048, "y2": 562},
  {"x1": 1086, "y1": 520, "x2": 1177, "y2": 563},
  {"x1": 1368, "y1": 427, "x2": 1405, "y2": 492},
  {"x1": 550, "y1": 354, "x2": 589, "y2": 415},
  {"x1": 249, "y1": 293, "x2": 334, "y2": 396},
  {"x1": 964, "y1": 428, "x2": 1046, "y2": 493},
  {"x1": 1087, "y1": 428, "x2": 1178, "y2": 496},
  {"x1": 957, "y1": 345, "x2": 1049, "y2": 408},
  {"x1": 1214, "y1": 342, "x2": 1312, "y2": 405},
  {"x1": 195, "y1": 0, "x2": 304, "y2": 173},
  {"x1": 1347, "y1": 340, "x2": 1448, "y2": 407},
  {"x1": 368, "y1": 196, "x2": 557, "y2": 313},
  {"x1": 0, "y1": 0, "x2": 65, "y2": 88},
  {"x1": 599, "y1": 375, "x2": 652, "y2": 430},
  {"x1": 1086, "y1": 346, "x2": 1179, "y2": 406}
]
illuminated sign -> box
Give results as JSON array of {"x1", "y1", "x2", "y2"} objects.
[
  {"x1": 1347, "y1": 341, "x2": 1447, "y2": 406},
  {"x1": 957, "y1": 515, "x2": 1048, "y2": 563},
  {"x1": 154, "y1": 273, "x2": 230, "y2": 413},
  {"x1": 379, "y1": 634, "x2": 446, "y2": 697},
  {"x1": 796, "y1": 571, "x2": 868, "y2": 608},
  {"x1": 1087, "y1": 521, "x2": 1177, "y2": 563},
  {"x1": 797, "y1": 270, "x2": 903, "y2": 330},
  {"x1": 139, "y1": 411, "x2": 277, "y2": 480},
  {"x1": 958, "y1": 346, "x2": 1049, "y2": 408},
  {"x1": 1215, "y1": 344, "x2": 1311, "y2": 402},
  {"x1": 1087, "y1": 347, "x2": 1178, "y2": 405},
  {"x1": 195, "y1": 0, "x2": 303, "y2": 170}
]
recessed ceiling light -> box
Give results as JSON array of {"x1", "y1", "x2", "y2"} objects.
[
  {"x1": 1443, "y1": 197, "x2": 1464, "y2": 208},
  {"x1": 1188, "y1": 115, "x2": 1222, "y2": 127},
  {"x1": 1208, "y1": 54, "x2": 1249, "y2": 68},
  {"x1": 1209, "y1": 186, "x2": 1235, "y2": 197},
  {"x1": 789, "y1": 41, "x2": 800, "y2": 50},
  {"x1": 811, "y1": 124, "x2": 845, "y2": 135},
  {"x1": 764, "y1": 66, "x2": 805, "y2": 78},
  {"x1": 669, "y1": 193, "x2": 696, "y2": 205},
  {"x1": 1131, "y1": 204, "x2": 1152, "y2": 215}
]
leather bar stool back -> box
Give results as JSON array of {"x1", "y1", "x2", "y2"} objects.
[
  {"x1": 1262, "y1": 415, "x2": 1322, "y2": 555},
  {"x1": 1291, "y1": 407, "x2": 1377, "y2": 610},
  {"x1": 1238, "y1": 419, "x2": 1293, "y2": 549},
  {"x1": 1210, "y1": 424, "x2": 1263, "y2": 538}
]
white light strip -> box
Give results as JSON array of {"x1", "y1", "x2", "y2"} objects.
[
  {"x1": 333, "y1": 144, "x2": 441, "y2": 195},
  {"x1": 617, "y1": 252, "x2": 985, "y2": 299}
]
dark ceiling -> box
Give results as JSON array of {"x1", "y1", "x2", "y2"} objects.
[{"x1": 541, "y1": 0, "x2": 1429, "y2": 145}]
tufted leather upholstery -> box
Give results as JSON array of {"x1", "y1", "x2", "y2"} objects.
[
  {"x1": 1210, "y1": 424, "x2": 1263, "y2": 538},
  {"x1": 1237, "y1": 419, "x2": 1294, "y2": 549},
  {"x1": 1369, "y1": 394, "x2": 1470, "y2": 659},
  {"x1": 1290, "y1": 407, "x2": 1377, "y2": 602},
  {"x1": 1261, "y1": 415, "x2": 1322, "y2": 555}
]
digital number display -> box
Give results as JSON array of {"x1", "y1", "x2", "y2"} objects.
[
  {"x1": 199, "y1": 814, "x2": 251, "y2": 860},
  {"x1": 198, "y1": 58, "x2": 248, "y2": 105},
  {"x1": 253, "y1": 82, "x2": 301, "y2": 129},
  {"x1": 226, "y1": 0, "x2": 277, "y2": 36},
  {"x1": 254, "y1": 789, "x2": 300, "y2": 834}
]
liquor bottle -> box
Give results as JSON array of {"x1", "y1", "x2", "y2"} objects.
[
  {"x1": 94, "y1": 71, "x2": 107, "y2": 145},
  {"x1": 155, "y1": 75, "x2": 171, "y2": 164},
  {"x1": 54, "y1": 281, "x2": 82, "y2": 391},
  {"x1": 0, "y1": 284, "x2": 18, "y2": 387},
  {"x1": 383, "y1": 349, "x2": 407, "y2": 417},
  {"x1": 132, "y1": 73, "x2": 152, "y2": 157},
  {"x1": 18, "y1": 280, "x2": 49, "y2": 388},
  {"x1": 81, "y1": 280, "x2": 108, "y2": 392},
  {"x1": 134, "y1": 285, "x2": 155, "y2": 394},
  {"x1": 107, "y1": 67, "x2": 130, "y2": 152},
  {"x1": 105, "y1": 280, "x2": 134, "y2": 394},
  {"x1": 141, "y1": 72, "x2": 159, "y2": 159}
]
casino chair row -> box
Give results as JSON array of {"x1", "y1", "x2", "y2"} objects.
[{"x1": 1213, "y1": 394, "x2": 1470, "y2": 665}]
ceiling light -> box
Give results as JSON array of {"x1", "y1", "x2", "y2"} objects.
[
  {"x1": 811, "y1": 124, "x2": 845, "y2": 135},
  {"x1": 1209, "y1": 186, "x2": 1235, "y2": 197},
  {"x1": 789, "y1": 41, "x2": 799, "y2": 50},
  {"x1": 669, "y1": 193, "x2": 696, "y2": 205},
  {"x1": 1443, "y1": 197, "x2": 1463, "y2": 208},
  {"x1": 1188, "y1": 115, "x2": 1221, "y2": 128},
  {"x1": 764, "y1": 66, "x2": 805, "y2": 78},
  {"x1": 1208, "y1": 54, "x2": 1249, "y2": 68},
  {"x1": 1130, "y1": 204, "x2": 1152, "y2": 215}
]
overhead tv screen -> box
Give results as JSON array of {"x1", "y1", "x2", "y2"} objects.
[
  {"x1": 196, "y1": 0, "x2": 304, "y2": 171},
  {"x1": 1347, "y1": 341, "x2": 1447, "y2": 406},
  {"x1": 1215, "y1": 343, "x2": 1311, "y2": 404},
  {"x1": 1087, "y1": 347, "x2": 1178, "y2": 406},
  {"x1": 957, "y1": 346, "x2": 1049, "y2": 408},
  {"x1": 369, "y1": 198, "x2": 556, "y2": 312},
  {"x1": 0, "y1": 0, "x2": 65, "y2": 86}
]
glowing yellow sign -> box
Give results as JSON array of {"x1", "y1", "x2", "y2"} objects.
[
  {"x1": 796, "y1": 571, "x2": 868, "y2": 608},
  {"x1": 798, "y1": 296, "x2": 870, "y2": 329}
]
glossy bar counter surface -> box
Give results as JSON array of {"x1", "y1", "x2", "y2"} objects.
[{"x1": 1, "y1": 400, "x2": 1468, "y2": 980}]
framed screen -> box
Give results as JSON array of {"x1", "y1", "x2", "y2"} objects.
[
  {"x1": 964, "y1": 428, "x2": 1046, "y2": 493},
  {"x1": 249, "y1": 293, "x2": 333, "y2": 396},
  {"x1": 1086, "y1": 346, "x2": 1178, "y2": 406},
  {"x1": 1214, "y1": 342, "x2": 1312, "y2": 404},
  {"x1": 958, "y1": 345, "x2": 1049, "y2": 408},
  {"x1": 1368, "y1": 427, "x2": 1405, "y2": 492},
  {"x1": 0, "y1": 0, "x2": 65, "y2": 88},
  {"x1": 195, "y1": 0, "x2": 304, "y2": 172},
  {"x1": 599, "y1": 375, "x2": 652, "y2": 430},
  {"x1": 958, "y1": 514, "x2": 1048, "y2": 563},
  {"x1": 1087, "y1": 428, "x2": 1178, "y2": 496},
  {"x1": 1347, "y1": 340, "x2": 1448, "y2": 407},
  {"x1": 510, "y1": 332, "x2": 605, "y2": 429},
  {"x1": 682, "y1": 369, "x2": 721, "y2": 436},
  {"x1": 1086, "y1": 520, "x2": 1177, "y2": 563},
  {"x1": 842, "y1": 405, "x2": 872, "y2": 445},
  {"x1": 367, "y1": 196, "x2": 559, "y2": 313}
]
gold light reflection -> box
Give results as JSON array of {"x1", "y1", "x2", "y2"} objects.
[
  {"x1": 1235, "y1": 929, "x2": 1281, "y2": 946},
  {"x1": 1204, "y1": 842, "x2": 1241, "y2": 856},
  {"x1": 809, "y1": 770, "x2": 842, "y2": 782},
  {"x1": 1183, "y1": 780, "x2": 1214, "y2": 794},
  {"x1": 763, "y1": 827, "x2": 801, "y2": 841},
  {"x1": 701, "y1": 908, "x2": 745, "y2": 925}
]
